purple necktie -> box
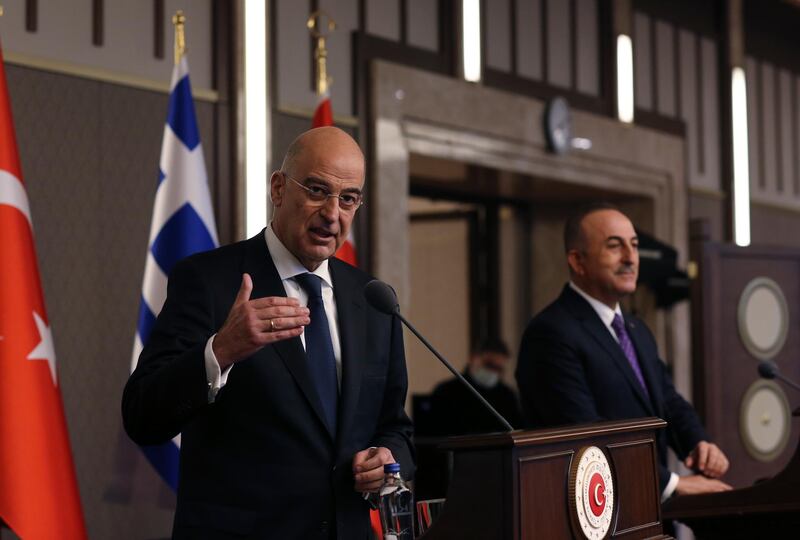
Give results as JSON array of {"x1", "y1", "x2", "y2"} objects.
[{"x1": 610, "y1": 313, "x2": 650, "y2": 399}]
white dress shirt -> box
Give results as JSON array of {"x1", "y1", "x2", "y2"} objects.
[
  {"x1": 569, "y1": 281, "x2": 679, "y2": 500},
  {"x1": 204, "y1": 225, "x2": 342, "y2": 401}
]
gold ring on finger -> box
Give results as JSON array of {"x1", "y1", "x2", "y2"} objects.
[{"x1": 270, "y1": 319, "x2": 276, "y2": 332}]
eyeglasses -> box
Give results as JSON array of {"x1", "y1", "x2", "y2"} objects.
[{"x1": 283, "y1": 172, "x2": 364, "y2": 211}]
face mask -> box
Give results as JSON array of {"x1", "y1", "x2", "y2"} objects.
[{"x1": 470, "y1": 366, "x2": 500, "y2": 389}]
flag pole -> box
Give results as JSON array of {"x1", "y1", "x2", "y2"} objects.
[
  {"x1": 173, "y1": 10, "x2": 186, "y2": 65},
  {"x1": 307, "y1": 10, "x2": 335, "y2": 96}
]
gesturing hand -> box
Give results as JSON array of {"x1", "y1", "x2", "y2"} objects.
[{"x1": 212, "y1": 273, "x2": 309, "y2": 370}]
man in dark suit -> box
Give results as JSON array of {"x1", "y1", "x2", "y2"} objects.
[
  {"x1": 516, "y1": 202, "x2": 730, "y2": 499},
  {"x1": 123, "y1": 127, "x2": 414, "y2": 539}
]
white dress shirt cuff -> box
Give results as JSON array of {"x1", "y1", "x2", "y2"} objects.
[
  {"x1": 204, "y1": 334, "x2": 233, "y2": 403},
  {"x1": 661, "y1": 472, "x2": 679, "y2": 501}
]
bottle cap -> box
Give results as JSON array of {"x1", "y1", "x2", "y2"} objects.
[{"x1": 384, "y1": 462, "x2": 401, "y2": 473}]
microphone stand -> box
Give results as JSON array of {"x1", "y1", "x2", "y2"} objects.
[{"x1": 395, "y1": 311, "x2": 514, "y2": 432}]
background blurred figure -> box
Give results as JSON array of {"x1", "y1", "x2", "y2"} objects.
[{"x1": 428, "y1": 339, "x2": 522, "y2": 436}]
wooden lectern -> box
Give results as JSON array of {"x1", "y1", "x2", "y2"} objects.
[
  {"x1": 419, "y1": 418, "x2": 670, "y2": 539},
  {"x1": 662, "y1": 430, "x2": 800, "y2": 538}
]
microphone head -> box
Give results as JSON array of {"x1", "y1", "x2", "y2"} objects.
[
  {"x1": 364, "y1": 279, "x2": 400, "y2": 315},
  {"x1": 758, "y1": 360, "x2": 778, "y2": 380}
]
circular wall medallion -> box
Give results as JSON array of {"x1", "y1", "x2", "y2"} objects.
[
  {"x1": 569, "y1": 446, "x2": 615, "y2": 539},
  {"x1": 739, "y1": 379, "x2": 791, "y2": 462},
  {"x1": 737, "y1": 277, "x2": 789, "y2": 360}
]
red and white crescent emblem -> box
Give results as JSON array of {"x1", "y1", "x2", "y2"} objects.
[{"x1": 570, "y1": 446, "x2": 615, "y2": 539}]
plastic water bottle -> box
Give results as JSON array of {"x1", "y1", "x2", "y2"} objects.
[{"x1": 378, "y1": 462, "x2": 414, "y2": 540}]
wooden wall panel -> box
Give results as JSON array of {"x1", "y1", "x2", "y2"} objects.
[
  {"x1": 746, "y1": 56, "x2": 761, "y2": 191},
  {"x1": 700, "y1": 37, "x2": 720, "y2": 190},
  {"x1": 575, "y1": 0, "x2": 598, "y2": 96},
  {"x1": 779, "y1": 69, "x2": 793, "y2": 196},
  {"x1": 515, "y1": 0, "x2": 542, "y2": 80},
  {"x1": 406, "y1": 0, "x2": 438, "y2": 51},
  {"x1": 545, "y1": 0, "x2": 570, "y2": 88},
  {"x1": 633, "y1": 12, "x2": 652, "y2": 110},
  {"x1": 655, "y1": 20, "x2": 675, "y2": 117},
  {"x1": 486, "y1": 0, "x2": 512, "y2": 72},
  {"x1": 0, "y1": 0, "x2": 213, "y2": 89},
  {"x1": 367, "y1": 0, "x2": 400, "y2": 41}
]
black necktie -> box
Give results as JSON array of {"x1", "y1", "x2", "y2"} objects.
[{"x1": 294, "y1": 273, "x2": 338, "y2": 435}]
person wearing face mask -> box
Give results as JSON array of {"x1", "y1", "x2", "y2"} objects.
[
  {"x1": 428, "y1": 339, "x2": 522, "y2": 436},
  {"x1": 515, "y1": 202, "x2": 731, "y2": 502}
]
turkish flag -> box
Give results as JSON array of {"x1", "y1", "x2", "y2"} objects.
[
  {"x1": 312, "y1": 93, "x2": 358, "y2": 267},
  {"x1": 0, "y1": 44, "x2": 87, "y2": 539}
]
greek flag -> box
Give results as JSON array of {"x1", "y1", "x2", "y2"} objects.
[{"x1": 131, "y1": 55, "x2": 218, "y2": 489}]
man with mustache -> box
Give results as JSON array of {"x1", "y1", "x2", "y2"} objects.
[
  {"x1": 515, "y1": 203, "x2": 731, "y2": 500},
  {"x1": 123, "y1": 127, "x2": 414, "y2": 539}
]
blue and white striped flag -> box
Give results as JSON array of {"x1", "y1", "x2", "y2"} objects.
[{"x1": 131, "y1": 55, "x2": 218, "y2": 490}]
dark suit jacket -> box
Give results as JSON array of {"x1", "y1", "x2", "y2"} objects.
[
  {"x1": 122, "y1": 232, "x2": 414, "y2": 539},
  {"x1": 515, "y1": 285, "x2": 707, "y2": 491}
]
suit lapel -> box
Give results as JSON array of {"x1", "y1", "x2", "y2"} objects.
[
  {"x1": 330, "y1": 259, "x2": 366, "y2": 452},
  {"x1": 243, "y1": 233, "x2": 333, "y2": 440},
  {"x1": 561, "y1": 287, "x2": 655, "y2": 415}
]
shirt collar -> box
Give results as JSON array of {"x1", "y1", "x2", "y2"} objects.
[
  {"x1": 265, "y1": 224, "x2": 333, "y2": 288},
  {"x1": 569, "y1": 281, "x2": 622, "y2": 328}
]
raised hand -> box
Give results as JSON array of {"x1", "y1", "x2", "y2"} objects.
[{"x1": 212, "y1": 273, "x2": 310, "y2": 370}]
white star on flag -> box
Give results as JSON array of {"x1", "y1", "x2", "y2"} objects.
[{"x1": 27, "y1": 311, "x2": 57, "y2": 385}]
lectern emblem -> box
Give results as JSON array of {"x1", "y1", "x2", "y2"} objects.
[{"x1": 569, "y1": 446, "x2": 615, "y2": 539}]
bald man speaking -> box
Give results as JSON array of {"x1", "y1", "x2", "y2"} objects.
[{"x1": 123, "y1": 127, "x2": 414, "y2": 539}]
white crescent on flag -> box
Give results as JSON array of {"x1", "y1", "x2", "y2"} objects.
[{"x1": 0, "y1": 169, "x2": 32, "y2": 228}]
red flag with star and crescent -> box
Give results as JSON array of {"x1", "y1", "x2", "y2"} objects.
[
  {"x1": 312, "y1": 92, "x2": 358, "y2": 267},
  {"x1": 0, "y1": 43, "x2": 87, "y2": 539}
]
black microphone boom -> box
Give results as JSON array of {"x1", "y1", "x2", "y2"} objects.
[
  {"x1": 364, "y1": 279, "x2": 514, "y2": 432},
  {"x1": 757, "y1": 361, "x2": 800, "y2": 393}
]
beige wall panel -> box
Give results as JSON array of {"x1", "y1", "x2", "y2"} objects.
[
  {"x1": 407, "y1": 0, "x2": 438, "y2": 51},
  {"x1": 0, "y1": 0, "x2": 212, "y2": 90},
  {"x1": 486, "y1": 0, "x2": 512, "y2": 72},
  {"x1": 688, "y1": 193, "x2": 725, "y2": 243},
  {"x1": 779, "y1": 68, "x2": 794, "y2": 197},
  {"x1": 320, "y1": 0, "x2": 358, "y2": 116},
  {"x1": 760, "y1": 62, "x2": 777, "y2": 198},
  {"x1": 367, "y1": 0, "x2": 400, "y2": 41},
  {"x1": 679, "y1": 29, "x2": 699, "y2": 186},
  {"x1": 546, "y1": 0, "x2": 571, "y2": 88},
  {"x1": 406, "y1": 218, "x2": 471, "y2": 399},
  {"x1": 276, "y1": 0, "x2": 317, "y2": 111},
  {"x1": 700, "y1": 37, "x2": 721, "y2": 191},
  {"x1": 575, "y1": 0, "x2": 599, "y2": 96},
  {"x1": 655, "y1": 20, "x2": 675, "y2": 117},
  {"x1": 633, "y1": 11, "x2": 652, "y2": 111},
  {"x1": 516, "y1": 0, "x2": 543, "y2": 80},
  {"x1": 746, "y1": 56, "x2": 761, "y2": 192},
  {"x1": 796, "y1": 74, "x2": 800, "y2": 196},
  {"x1": 499, "y1": 206, "x2": 528, "y2": 390}
]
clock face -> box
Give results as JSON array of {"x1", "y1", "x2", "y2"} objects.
[{"x1": 544, "y1": 97, "x2": 572, "y2": 155}]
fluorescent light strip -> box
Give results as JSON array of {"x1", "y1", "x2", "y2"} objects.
[
  {"x1": 462, "y1": 0, "x2": 481, "y2": 82},
  {"x1": 731, "y1": 67, "x2": 751, "y2": 247},
  {"x1": 616, "y1": 34, "x2": 634, "y2": 123},
  {"x1": 244, "y1": 0, "x2": 268, "y2": 238}
]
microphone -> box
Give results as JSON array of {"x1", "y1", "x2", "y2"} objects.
[
  {"x1": 757, "y1": 360, "x2": 800, "y2": 393},
  {"x1": 364, "y1": 279, "x2": 514, "y2": 432}
]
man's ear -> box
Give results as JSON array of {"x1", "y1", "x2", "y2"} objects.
[
  {"x1": 567, "y1": 249, "x2": 584, "y2": 277},
  {"x1": 270, "y1": 171, "x2": 285, "y2": 207}
]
